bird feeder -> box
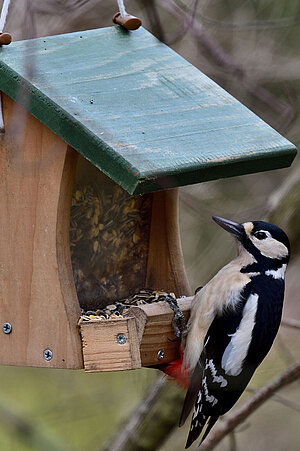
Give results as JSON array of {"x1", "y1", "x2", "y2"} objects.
[{"x1": 0, "y1": 26, "x2": 296, "y2": 372}]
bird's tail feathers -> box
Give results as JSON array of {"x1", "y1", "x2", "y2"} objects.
[
  {"x1": 185, "y1": 414, "x2": 219, "y2": 449},
  {"x1": 200, "y1": 415, "x2": 219, "y2": 445},
  {"x1": 185, "y1": 413, "x2": 208, "y2": 449},
  {"x1": 179, "y1": 361, "x2": 203, "y2": 427}
]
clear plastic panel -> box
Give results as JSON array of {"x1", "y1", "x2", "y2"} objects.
[{"x1": 70, "y1": 156, "x2": 152, "y2": 310}]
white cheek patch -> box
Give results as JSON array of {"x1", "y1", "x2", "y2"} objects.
[
  {"x1": 249, "y1": 235, "x2": 289, "y2": 260},
  {"x1": 221, "y1": 293, "x2": 258, "y2": 376}
]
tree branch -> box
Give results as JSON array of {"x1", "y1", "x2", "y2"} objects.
[
  {"x1": 159, "y1": 0, "x2": 296, "y2": 133},
  {"x1": 103, "y1": 375, "x2": 167, "y2": 451},
  {"x1": 140, "y1": 0, "x2": 166, "y2": 43},
  {"x1": 0, "y1": 396, "x2": 73, "y2": 451},
  {"x1": 198, "y1": 13, "x2": 300, "y2": 31},
  {"x1": 102, "y1": 374, "x2": 185, "y2": 451},
  {"x1": 272, "y1": 393, "x2": 300, "y2": 413}
]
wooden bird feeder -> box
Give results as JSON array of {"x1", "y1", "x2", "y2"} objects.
[{"x1": 0, "y1": 27, "x2": 296, "y2": 372}]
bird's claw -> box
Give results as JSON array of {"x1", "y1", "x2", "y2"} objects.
[{"x1": 159, "y1": 294, "x2": 187, "y2": 341}]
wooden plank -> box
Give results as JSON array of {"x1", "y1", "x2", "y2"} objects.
[
  {"x1": 0, "y1": 94, "x2": 83, "y2": 369},
  {"x1": 129, "y1": 297, "x2": 192, "y2": 367},
  {"x1": 0, "y1": 27, "x2": 296, "y2": 194},
  {"x1": 146, "y1": 189, "x2": 191, "y2": 297},
  {"x1": 80, "y1": 297, "x2": 192, "y2": 372},
  {"x1": 80, "y1": 317, "x2": 141, "y2": 372}
]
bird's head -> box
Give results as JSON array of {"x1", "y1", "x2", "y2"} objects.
[{"x1": 212, "y1": 216, "x2": 290, "y2": 264}]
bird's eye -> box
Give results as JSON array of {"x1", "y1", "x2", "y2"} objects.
[{"x1": 254, "y1": 231, "x2": 267, "y2": 240}]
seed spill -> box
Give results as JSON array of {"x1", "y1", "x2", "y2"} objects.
[{"x1": 80, "y1": 289, "x2": 181, "y2": 321}]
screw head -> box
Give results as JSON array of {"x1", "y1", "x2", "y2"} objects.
[
  {"x1": 116, "y1": 333, "x2": 127, "y2": 345},
  {"x1": 43, "y1": 349, "x2": 53, "y2": 361},
  {"x1": 157, "y1": 349, "x2": 165, "y2": 360},
  {"x1": 2, "y1": 322, "x2": 12, "y2": 334}
]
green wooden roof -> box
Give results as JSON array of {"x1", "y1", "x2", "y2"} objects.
[{"x1": 0, "y1": 26, "x2": 297, "y2": 194}]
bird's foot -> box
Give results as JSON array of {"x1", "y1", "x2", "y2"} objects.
[{"x1": 159, "y1": 293, "x2": 187, "y2": 341}]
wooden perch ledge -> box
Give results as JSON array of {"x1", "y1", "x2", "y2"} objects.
[{"x1": 79, "y1": 297, "x2": 193, "y2": 372}]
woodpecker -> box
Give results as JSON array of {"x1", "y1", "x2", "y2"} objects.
[{"x1": 178, "y1": 216, "x2": 290, "y2": 448}]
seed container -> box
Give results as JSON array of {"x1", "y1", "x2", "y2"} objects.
[{"x1": 0, "y1": 26, "x2": 296, "y2": 371}]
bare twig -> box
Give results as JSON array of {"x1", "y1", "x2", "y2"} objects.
[
  {"x1": 275, "y1": 334, "x2": 299, "y2": 369},
  {"x1": 198, "y1": 13, "x2": 300, "y2": 31},
  {"x1": 159, "y1": 0, "x2": 296, "y2": 133},
  {"x1": 102, "y1": 375, "x2": 168, "y2": 451},
  {"x1": 228, "y1": 430, "x2": 237, "y2": 451},
  {"x1": 246, "y1": 387, "x2": 300, "y2": 413},
  {"x1": 142, "y1": 0, "x2": 166, "y2": 43},
  {"x1": 267, "y1": 171, "x2": 300, "y2": 255},
  {"x1": 200, "y1": 361, "x2": 300, "y2": 450},
  {"x1": 265, "y1": 170, "x2": 300, "y2": 217},
  {"x1": 0, "y1": 396, "x2": 73, "y2": 451},
  {"x1": 272, "y1": 394, "x2": 300, "y2": 413},
  {"x1": 165, "y1": 0, "x2": 200, "y2": 44}
]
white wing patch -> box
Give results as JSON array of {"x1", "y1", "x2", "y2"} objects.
[
  {"x1": 192, "y1": 398, "x2": 202, "y2": 419},
  {"x1": 206, "y1": 359, "x2": 228, "y2": 387},
  {"x1": 221, "y1": 293, "x2": 258, "y2": 376},
  {"x1": 202, "y1": 376, "x2": 218, "y2": 406},
  {"x1": 265, "y1": 264, "x2": 286, "y2": 280}
]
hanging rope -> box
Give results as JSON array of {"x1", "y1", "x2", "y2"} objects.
[
  {"x1": 0, "y1": 0, "x2": 12, "y2": 132},
  {"x1": 117, "y1": 0, "x2": 127, "y2": 18},
  {"x1": 0, "y1": 0, "x2": 11, "y2": 32}
]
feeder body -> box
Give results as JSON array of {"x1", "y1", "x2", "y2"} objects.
[{"x1": 0, "y1": 26, "x2": 296, "y2": 372}]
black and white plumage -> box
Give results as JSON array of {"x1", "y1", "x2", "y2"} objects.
[{"x1": 180, "y1": 216, "x2": 290, "y2": 448}]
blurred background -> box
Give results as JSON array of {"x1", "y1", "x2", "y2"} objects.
[{"x1": 1, "y1": 0, "x2": 300, "y2": 450}]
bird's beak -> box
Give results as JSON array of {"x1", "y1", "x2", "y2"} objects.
[{"x1": 212, "y1": 216, "x2": 244, "y2": 240}]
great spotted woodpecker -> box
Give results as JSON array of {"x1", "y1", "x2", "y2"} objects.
[{"x1": 176, "y1": 216, "x2": 290, "y2": 448}]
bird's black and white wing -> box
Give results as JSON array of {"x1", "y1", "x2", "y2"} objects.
[
  {"x1": 182, "y1": 276, "x2": 284, "y2": 448},
  {"x1": 182, "y1": 289, "x2": 251, "y2": 448}
]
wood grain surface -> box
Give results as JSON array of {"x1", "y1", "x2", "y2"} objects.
[
  {"x1": 80, "y1": 297, "x2": 193, "y2": 372},
  {"x1": 146, "y1": 189, "x2": 191, "y2": 297},
  {"x1": 129, "y1": 297, "x2": 192, "y2": 367},
  {"x1": 0, "y1": 27, "x2": 296, "y2": 194},
  {"x1": 80, "y1": 317, "x2": 141, "y2": 372},
  {"x1": 0, "y1": 94, "x2": 83, "y2": 369}
]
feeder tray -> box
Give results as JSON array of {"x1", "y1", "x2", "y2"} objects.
[{"x1": 0, "y1": 26, "x2": 296, "y2": 372}]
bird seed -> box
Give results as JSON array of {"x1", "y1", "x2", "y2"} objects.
[{"x1": 80, "y1": 289, "x2": 178, "y2": 321}]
